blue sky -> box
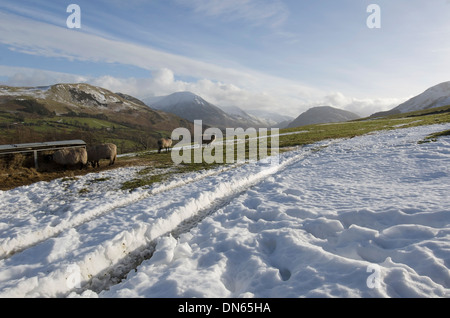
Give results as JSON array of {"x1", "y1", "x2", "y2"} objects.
[{"x1": 1, "y1": 0, "x2": 450, "y2": 117}]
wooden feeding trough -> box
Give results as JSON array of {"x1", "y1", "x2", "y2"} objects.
[{"x1": 0, "y1": 140, "x2": 86, "y2": 169}]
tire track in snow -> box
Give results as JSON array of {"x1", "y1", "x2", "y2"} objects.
[
  {"x1": 0, "y1": 164, "x2": 241, "y2": 260},
  {"x1": 0, "y1": 140, "x2": 337, "y2": 297},
  {"x1": 79, "y1": 141, "x2": 340, "y2": 295},
  {"x1": 0, "y1": 165, "x2": 245, "y2": 297},
  {"x1": 84, "y1": 183, "x2": 253, "y2": 294}
]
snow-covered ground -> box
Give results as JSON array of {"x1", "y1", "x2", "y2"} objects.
[{"x1": 0, "y1": 124, "x2": 449, "y2": 298}]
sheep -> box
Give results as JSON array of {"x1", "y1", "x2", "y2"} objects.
[
  {"x1": 52, "y1": 147, "x2": 88, "y2": 170},
  {"x1": 87, "y1": 143, "x2": 117, "y2": 168},
  {"x1": 158, "y1": 138, "x2": 172, "y2": 153},
  {"x1": 202, "y1": 134, "x2": 216, "y2": 147}
]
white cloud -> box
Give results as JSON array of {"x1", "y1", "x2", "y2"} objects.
[{"x1": 322, "y1": 92, "x2": 406, "y2": 117}]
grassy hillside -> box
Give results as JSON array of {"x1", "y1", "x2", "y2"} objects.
[
  {"x1": 0, "y1": 112, "x2": 164, "y2": 154},
  {"x1": 0, "y1": 84, "x2": 193, "y2": 154}
]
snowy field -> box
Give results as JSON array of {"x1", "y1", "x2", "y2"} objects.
[{"x1": 0, "y1": 124, "x2": 449, "y2": 298}]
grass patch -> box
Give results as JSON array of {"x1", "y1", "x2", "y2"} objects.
[
  {"x1": 430, "y1": 129, "x2": 450, "y2": 138},
  {"x1": 121, "y1": 173, "x2": 168, "y2": 191},
  {"x1": 120, "y1": 149, "x2": 224, "y2": 191},
  {"x1": 78, "y1": 188, "x2": 90, "y2": 194},
  {"x1": 419, "y1": 129, "x2": 450, "y2": 144},
  {"x1": 120, "y1": 160, "x2": 223, "y2": 191},
  {"x1": 88, "y1": 177, "x2": 111, "y2": 183}
]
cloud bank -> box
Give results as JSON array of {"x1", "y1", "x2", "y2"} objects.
[
  {"x1": 0, "y1": 11, "x2": 404, "y2": 117},
  {"x1": 1, "y1": 65, "x2": 403, "y2": 117}
]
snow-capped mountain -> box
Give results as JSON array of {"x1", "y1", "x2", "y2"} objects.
[
  {"x1": 147, "y1": 91, "x2": 277, "y2": 129},
  {"x1": 246, "y1": 109, "x2": 295, "y2": 128},
  {"x1": 149, "y1": 92, "x2": 235, "y2": 129},
  {"x1": 371, "y1": 81, "x2": 450, "y2": 117},
  {"x1": 287, "y1": 106, "x2": 360, "y2": 128},
  {"x1": 219, "y1": 105, "x2": 278, "y2": 128}
]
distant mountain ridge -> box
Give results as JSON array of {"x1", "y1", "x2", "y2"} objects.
[
  {"x1": 219, "y1": 105, "x2": 278, "y2": 128},
  {"x1": 246, "y1": 109, "x2": 294, "y2": 128},
  {"x1": 287, "y1": 106, "x2": 360, "y2": 128},
  {"x1": 146, "y1": 91, "x2": 283, "y2": 129},
  {"x1": 371, "y1": 81, "x2": 450, "y2": 117}
]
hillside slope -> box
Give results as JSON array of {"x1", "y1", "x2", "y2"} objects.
[
  {"x1": 371, "y1": 81, "x2": 450, "y2": 117},
  {"x1": 0, "y1": 84, "x2": 193, "y2": 152},
  {"x1": 287, "y1": 106, "x2": 360, "y2": 128}
]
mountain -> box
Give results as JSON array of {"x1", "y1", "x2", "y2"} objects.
[
  {"x1": 149, "y1": 91, "x2": 233, "y2": 129},
  {"x1": 246, "y1": 109, "x2": 295, "y2": 128},
  {"x1": 142, "y1": 95, "x2": 165, "y2": 106},
  {"x1": 219, "y1": 105, "x2": 275, "y2": 128},
  {"x1": 287, "y1": 106, "x2": 360, "y2": 128},
  {"x1": 0, "y1": 83, "x2": 193, "y2": 152},
  {"x1": 148, "y1": 91, "x2": 272, "y2": 129},
  {"x1": 371, "y1": 81, "x2": 450, "y2": 117},
  {"x1": 115, "y1": 92, "x2": 149, "y2": 107}
]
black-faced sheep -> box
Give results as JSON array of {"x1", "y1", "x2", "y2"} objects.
[
  {"x1": 158, "y1": 138, "x2": 172, "y2": 153},
  {"x1": 52, "y1": 147, "x2": 88, "y2": 170},
  {"x1": 87, "y1": 143, "x2": 117, "y2": 168}
]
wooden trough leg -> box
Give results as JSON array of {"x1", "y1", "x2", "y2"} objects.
[{"x1": 34, "y1": 150, "x2": 39, "y2": 169}]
